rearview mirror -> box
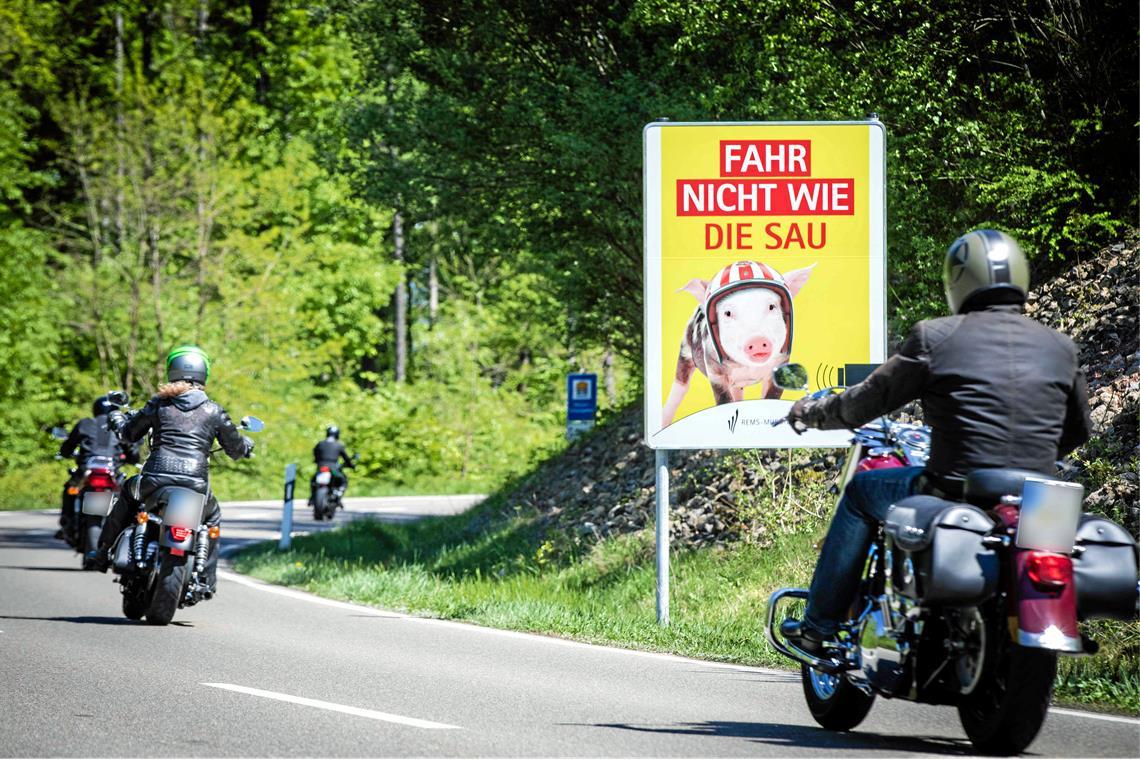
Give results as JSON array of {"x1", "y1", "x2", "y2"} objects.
[
  {"x1": 772, "y1": 363, "x2": 809, "y2": 391},
  {"x1": 240, "y1": 416, "x2": 265, "y2": 433},
  {"x1": 106, "y1": 390, "x2": 129, "y2": 407},
  {"x1": 50, "y1": 426, "x2": 69, "y2": 440}
]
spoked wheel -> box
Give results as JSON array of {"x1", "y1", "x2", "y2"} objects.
[
  {"x1": 957, "y1": 615, "x2": 1057, "y2": 755},
  {"x1": 801, "y1": 665, "x2": 875, "y2": 731}
]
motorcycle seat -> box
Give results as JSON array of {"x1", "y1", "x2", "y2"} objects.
[
  {"x1": 963, "y1": 468, "x2": 1046, "y2": 505},
  {"x1": 885, "y1": 495, "x2": 994, "y2": 552}
]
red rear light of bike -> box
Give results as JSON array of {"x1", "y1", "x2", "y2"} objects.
[
  {"x1": 170, "y1": 526, "x2": 192, "y2": 542},
  {"x1": 86, "y1": 471, "x2": 116, "y2": 490},
  {"x1": 1027, "y1": 551, "x2": 1072, "y2": 591},
  {"x1": 319, "y1": 466, "x2": 331, "y2": 472}
]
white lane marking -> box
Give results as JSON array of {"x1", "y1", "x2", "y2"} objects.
[
  {"x1": 201, "y1": 683, "x2": 459, "y2": 729},
  {"x1": 1048, "y1": 707, "x2": 1140, "y2": 726}
]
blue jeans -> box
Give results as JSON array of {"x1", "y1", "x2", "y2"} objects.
[{"x1": 803, "y1": 466, "x2": 923, "y2": 635}]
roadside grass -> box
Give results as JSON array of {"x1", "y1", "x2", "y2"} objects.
[{"x1": 234, "y1": 498, "x2": 1139, "y2": 714}]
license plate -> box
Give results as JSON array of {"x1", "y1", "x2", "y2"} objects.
[
  {"x1": 81, "y1": 491, "x2": 114, "y2": 516},
  {"x1": 315, "y1": 472, "x2": 332, "y2": 485},
  {"x1": 1016, "y1": 477, "x2": 1083, "y2": 553},
  {"x1": 164, "y1": 490, "x2": 205, "y2": 530}
]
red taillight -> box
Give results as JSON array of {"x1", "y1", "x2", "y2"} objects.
[
  {"x1": 170, "y1": 526, "x2": 192, "y2": 542},
  {"x1": 1027, "y1": 551, "x2": 1072, "y2": 591},
  {"x1": 86, "y1": 470, "x2": 116, "y2": 490},
  {"x1": 319, "y1": 466, "x2": 331, "y2": 472}
]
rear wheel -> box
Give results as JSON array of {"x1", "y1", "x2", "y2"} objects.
[
  {"x1": 81, "y1": 519, "x2": 102, "y2": 569},
  {"x1": 146, "y1": 552, "x2": 188, "y2": 626},
  {"x1": 314, "y1": 486, "x2": 329, "y2": 519},
  {"x1": 801, "y1": 665, "x2": 875, "y2": 731},
  {"x1": 957, "y1": 621, "x2": 1057, "y2": 755}
]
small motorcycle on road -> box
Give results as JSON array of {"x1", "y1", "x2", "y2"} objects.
[
  {"x1": 766, "y1": 363, "x2": 1139, "y2": 755},
  {"x1": 312, "y1": 453, "x2": 359, "y2": 521},
  {"x1": 51, "y1": 430, "x2": 125, "y2": 570}
]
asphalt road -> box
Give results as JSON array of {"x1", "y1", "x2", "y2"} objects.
[{"x1": 1, "y1": 505, "x2": 1137, "y2": 758}]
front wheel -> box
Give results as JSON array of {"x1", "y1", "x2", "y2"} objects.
[
  {"x1": 145, "y1": 552, "x2": 188, "y2": 626},
  {"x1": 801, "y1": 665, "x2": 875, "y2": 731},
  {"x1": 122, "y1": 586, "x2": 148, "y2": 620},
  {"x1": 957, "y1": 636, "x2": 1057, "y2": 755}
]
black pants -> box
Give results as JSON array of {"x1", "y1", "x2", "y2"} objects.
[{"x1": 99, "y1": 476, "x2": 222, "y2": 587}]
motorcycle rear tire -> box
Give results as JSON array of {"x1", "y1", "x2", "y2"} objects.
[
  {"x1": 146, "y1": 552, "x2": 187, "y2": 626},
  {"x1": 957, "y1": 637, "x2": 1057, "y2": 755},
  {"x1": 801, "y1": 665, "x2": 875, "y2": 731},
  {"x1": 314, "y1": 486, "x2": 329, "y2": 520},
  {"x1": 81, "y1": 520, "x2": 102, "y2": 570}
]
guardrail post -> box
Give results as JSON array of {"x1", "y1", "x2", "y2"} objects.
[{"x1": 279, "y1": 463, "x2": 296, "y2": 551}]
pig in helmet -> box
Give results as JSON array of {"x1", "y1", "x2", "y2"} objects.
[{"x1": 662, "y1": 260, "x2": 814, "y2": 427}]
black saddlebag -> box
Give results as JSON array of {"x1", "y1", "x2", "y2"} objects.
[
  {"x1": 884, "y1": 495, "x2": 998, "y2": 606},
  {"x1": 1073, "y1": 514, "x2": 1138, "y2": 621}
]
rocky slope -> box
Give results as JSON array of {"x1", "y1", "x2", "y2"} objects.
[{"x1": 491, "y1": 234, "x2": 1139, "y2": 549}]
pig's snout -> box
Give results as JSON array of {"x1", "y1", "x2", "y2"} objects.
[{"x1": 745, "y1": 337, "x2": 773, "y2": 361}]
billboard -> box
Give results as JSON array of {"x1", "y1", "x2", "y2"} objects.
[{"x1": 643, "y1": 121, "x2": 886, "y2": 449}]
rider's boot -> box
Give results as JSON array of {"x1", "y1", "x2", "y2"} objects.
[{"x1": 780, "y1": 618, "x2": 828, "y2": 656}]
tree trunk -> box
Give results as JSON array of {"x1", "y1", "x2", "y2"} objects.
[
  {"x1": 428, "y1": 255, "x2": 438, "y2": 328},
  {"x1": 392, "y1": 210, "x2": 407, "y2": 383},
  {"x1": 603, "y1": 345, "x2": 616, "y2": 401}
]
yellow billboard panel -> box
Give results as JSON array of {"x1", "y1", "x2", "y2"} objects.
[{"x1": 644, "y1": 121, "x2": 886, "y2": 449}]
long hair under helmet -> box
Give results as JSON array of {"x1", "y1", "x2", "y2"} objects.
[
  {"x1": 702, "y1": 261, "x2": 793, "y2": 363},
  {"x1": 165, "y1": 345, "x2": 211, "y2": 385},
  {"x1": 943, "y1": 229, "x2": 1030, "y2": 314}
]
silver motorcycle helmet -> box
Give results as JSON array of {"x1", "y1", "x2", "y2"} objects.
[{"x1": 943, "y1": 229, "x2": 1030, "y2": 314}]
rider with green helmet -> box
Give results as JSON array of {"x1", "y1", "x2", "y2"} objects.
[{"x1": 96, "y1": 346, "x2": 253, "y2": 592}]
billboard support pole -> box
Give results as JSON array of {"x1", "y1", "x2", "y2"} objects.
[{"x1": 655, "y1": 449, "x2": 670, "y2": 626}]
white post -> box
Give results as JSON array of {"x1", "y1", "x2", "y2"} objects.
[
  {"x1": 655, "y1": 449, "x2": 670, "y2": 626},
  {"x1": 279, "y1": 463, "x2": 296, "y2": 551}
]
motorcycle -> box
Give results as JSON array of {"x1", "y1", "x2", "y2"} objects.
[
  {"x1": 312, "y1": 453, "x2": 358, "y2": 521},
  {"x1": 106, "y1": 398, "x2": 265, "y2": 625},
  {"x1": 51, "y1": 428, "x2": 126, "y2": 570},
  {"x1": 765, "y1": 363, "x2": 1140, "y2": 755}
]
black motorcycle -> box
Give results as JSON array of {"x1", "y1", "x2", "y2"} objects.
[
  {"x1": 52, "y1": 430, "x2": 127, "y2": 569},
  {"x1": 312, "y1": 454, "x2": 358, "y2": 521},
  {"x1": 767, "y1": 364, "x2": 1140, "y2": 755},
  {"x1": 107, "y1": 409, "x2": 265, "y2": 625}
]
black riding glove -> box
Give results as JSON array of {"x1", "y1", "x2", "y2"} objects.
[
  {"x1": 786, "y1": 398, "x2": 824, "y2": 435},
  {"x1": 242, "y1": 436, "x2": 255, "y2": 457}
]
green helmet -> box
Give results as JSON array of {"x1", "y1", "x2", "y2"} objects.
[
  {"x1": 943, "y1": 229, "x2": 1030, "y2": 314},
  {"x1": 165, "y1": 345, "x2": 211, "y2": 385}
]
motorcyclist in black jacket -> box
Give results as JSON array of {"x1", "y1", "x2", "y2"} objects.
[
  {"x1": 56, "y1": 395, "x2": 136, "y2": 540},
  {"x1": 96, "y1": 345, "x2": 253, "y2": 590},
  {"x1": 780, "y1": 229, "x2": 1093, "y2": 654},
  {"x1": 310, "y1": 425, "x2": 354, "y2": 505}
]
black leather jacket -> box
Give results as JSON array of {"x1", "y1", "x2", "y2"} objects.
[
  {"x1": 59, "y1": 415, "x2": 124, "y2": 467},
  {"x1": 803, "y1": 304, "x2": 1092, "y2": 483},
  {"x1": 313, "y1": 438, "x2": 352, "y2": 469},
  {"x1": 119, "y1": 387, "x2": 252, "y2": 495}
]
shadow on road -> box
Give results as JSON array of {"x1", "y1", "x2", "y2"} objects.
[
  {"x1": 0, "y1": 530, "x2": 69, "y2": 552},
  {"x1": 588, "y1": 721, "x2": 978, "y2": 756},
  {"x1": 0, "y1": 614, "x2": 194, "y2": 628}
]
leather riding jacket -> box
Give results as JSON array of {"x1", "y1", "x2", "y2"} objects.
[
  {"x1": 802, "y1": 304, "x2": 1092, "y2": 485},
  {"x1": 119, "y1": 387, "x2": 252, "y2": 496},
  {"x1": 313, "y1": 438, "x2": 352, "y2": 469},
  {"x1": 59, "y1": 415, "x2": 125, "y2": 467}
]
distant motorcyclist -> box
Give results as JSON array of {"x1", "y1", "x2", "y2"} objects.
[
  {"x1": 95, "y1": 345, "x2": 253, "y2": 591},
  {"x1": 55, "y1": 395, "x2": 135, "y2": 540},
  {"x1": 780, "y1": 229, "x2": 1092, "y2": 654},
  {"x1": 310, "y1": 425, "x2": 355, "y2": 505}
]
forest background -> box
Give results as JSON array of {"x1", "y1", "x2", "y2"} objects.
[{"x1": 0, "y1": 0, "x2": 1135, "y2": 507}]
